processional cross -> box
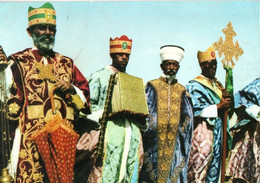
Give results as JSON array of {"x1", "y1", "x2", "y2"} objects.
[
  {"x1": 212, "y1": 21, "x2": 243, "y2": 183},
  {"x1": 213, "y1": 21, "x2": 244, "y2": 69},
  {"x1": 0, "y1": 46, "x2": 14, "y2": 182}
]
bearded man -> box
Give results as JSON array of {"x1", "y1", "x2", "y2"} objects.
[
  {"x1": 5, "y1": 3, "x2": 91, "y2": 183},
  {"x1": 140, "y1": 45, "x2": 194, "y2": 182}
]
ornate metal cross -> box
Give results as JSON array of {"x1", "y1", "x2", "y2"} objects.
[
  {"x1": 213, "y1": 21, "x2": 244, "y2": 69},
  {"x1": 212, "y1": 22, "x2": 244, "y2": 183}
]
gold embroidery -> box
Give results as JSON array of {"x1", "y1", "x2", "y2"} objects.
[
  {"x1": 70, "y1": 94, "x2": 84, "y2": 110},
  {"x1": 193, "y1": 75, "x2": 223, "y2": 98},
  {"x1": 8, "y1": 102, "x2": 20, "y2": 114},
  {"x1": 34, "y1": 151, "x2": 39, "y2": 160},
  {"x1": 19, "y1": 150, "x2": 27, "y2": 159},
  {"x1": 149, "y1": 78, "x2": 185, "y2": 183},
  {"x1": 14, "y1": 50, "x2": 74, "y2": 182},
  {"x1": 33, "y1": 173, "x2": 44, "y2": 181},
  {"x1": 27, "y1": 105, "x2": 74, "y2": 120},
  {"x1": 35, "y1": 61, "x2": 56, "y2": 82}
]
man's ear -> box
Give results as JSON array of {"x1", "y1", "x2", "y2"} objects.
[
  {"x1": 176, "y1": 65, "x2": 180, "y2": 73},
  {"x1": 27, "y1": 27, "x2": 32, "y2": 37},
  {"x1": 160, "y1": 63, "x2": 163, "y2": 71},
  {"x1": 199, "y1": 63, "x2": 204, "y2": 70}
]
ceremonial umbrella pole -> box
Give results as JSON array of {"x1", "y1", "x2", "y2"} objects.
[
  {"x1": 213, "y1": 22, "x2": 243, "y2": 183},
  {"x1": 0, "y1": 46, "x2": 14, "y2": 183}
]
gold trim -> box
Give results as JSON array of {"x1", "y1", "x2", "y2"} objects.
[
  {"x1": 27, "y1": 105, "x2": 74, "y2": 120},
  {"x1": 28, "y1": 18, "x2": 56, "y2": 26},
  {"x1": 28, "y1": 8, "x2": 56, "y2": 17},
  {"x1": 27, "y1": 105, "x2": 44, "y2": 119},
  {"x1": 8, "y1": 102, "x2": 20, "y2": 115},
  {"x1": 193, "y1": 75, "x2": 223, "y2": 98},
  {"x1": 70, "y1": 94, "x2": 84, "y2": 110},
  {"x1": 66, "y1": 106, "x2": 74, "y2": 120},
  {"x1": 110, "y1": 48, "x2": 131, "y2": 54},
  {"x1": 110, "y1": 40, "x2": 132, "y2": 46},
  {"x1": 35, "y1": 62, "x2": 56, "y2": 82},
  {"x1": 149, "y1": 78, "x2": 185, "y2": 183}
]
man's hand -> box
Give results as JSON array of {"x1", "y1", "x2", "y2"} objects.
[
  {"x1": 217, "y1": 88, "x2": 232, "y2": 110},
  {"x1": 217, "y1": 97, "x2": 231, "y2": 110},
  {"x1": 222, "y1": 89, "x2": 231, "y2": 99},
  {"x1": 55, "y1": 79, "x2": 75, "y2": 93}
]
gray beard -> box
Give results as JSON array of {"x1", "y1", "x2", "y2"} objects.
[
  {"x1": 163, "y1": 72, "x2": 177, "y2": 84},
  {"x1": 165, "y1": 74, "x2": 176, "y2": 80},
  {"x1": 32, "y1": 34, "x2": 55, "y2": 52}
]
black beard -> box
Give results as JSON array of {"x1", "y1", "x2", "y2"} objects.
[{"x1": 165, "y1": 69, "x2": 176, "y2": 76}]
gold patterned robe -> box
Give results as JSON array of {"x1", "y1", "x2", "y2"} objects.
[
  {"x1": 7, "y1": 48, "x2": 91, "y2": 183},
  {"x1": 140, "y1": 77, "x2": 194, "y2": 183}
]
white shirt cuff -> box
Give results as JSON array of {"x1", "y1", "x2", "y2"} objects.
[
  {"x1": 73, "y1": 85, "x2": 86, "y2": 103},
  {"x1": 86, "y1": 109, "x2": 104, "y2": 123},
  {"x1": 246, "y1": 104, "x2": 260, "y2": 122},
  {"x1": 199, "y1": 104, "x2": 218, "y2": 118}
]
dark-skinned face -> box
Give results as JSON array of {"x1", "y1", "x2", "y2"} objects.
[
  {"x1": 27, "y1": 24, "x2": 56, "y2": 52},
  {"x1": 111, "y1": 53, "x2": 130, "y2": 72},
  {"x1": 160, "y1": 60, "x2": 180, "y2": 76},
  {"x1": 200, "y1": 59, "x2": 217, "y2": 79}
]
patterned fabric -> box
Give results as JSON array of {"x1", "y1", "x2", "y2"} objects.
[
  {"x1": 87, "y1": 66, "x2": 115, "y2": 113},
  {"x1": 7, "y1": 48, "x2": 91, "y2": 183},
  {"x1": 235, "y1": 78, "x2": 260, "y2": 109},
  {"x1": 140, "y1": 77, "x2": 193, "y2": 183},
  {"x1": 28, "y1": 2, "x2": 56, "y2": 27},
  {"x1": 101, "y1": 119, "x2": 141, "y2": 183},
  {"x1": 33, "y1": 127, "x2": 78, "y2": 183},
  {"x1": 186, "y1": 75, "x2": 224, "y2": 183},
  {"x1": 78, "y1": 66, "x2": 144, "y2": 182},
  {"x1": 226, "y1": 78, "x2": 260, "y2": 183}
]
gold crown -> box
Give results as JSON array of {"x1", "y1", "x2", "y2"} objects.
[
  {"x1": 110, "y1": 35, "x2": 132, "y2": 55},
  {"x1": 197, "y1": 46, "x2": 216, "y2": 63}
]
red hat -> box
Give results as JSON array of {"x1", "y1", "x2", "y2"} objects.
[{"x1": 110, "y1": 35, "x2": 132, "y2": 55}]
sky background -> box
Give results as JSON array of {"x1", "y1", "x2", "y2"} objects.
[{"x1": 0, "y1": 1, "x2": 259, "y2": 94}]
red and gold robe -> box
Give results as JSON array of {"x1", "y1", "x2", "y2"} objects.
[{"x1": 7, "y1": 48, "x2": 91, "y2": 183}]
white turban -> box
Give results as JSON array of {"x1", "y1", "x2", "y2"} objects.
[{"x1": 160, "y1": 45, "x2": 185, "y2": 63}]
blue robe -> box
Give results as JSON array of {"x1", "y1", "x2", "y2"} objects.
[
  {"x1": 226, "y1": 78, "x2": 260, "y2": 183},
  {"x1": 140, "y1": 77, "x2": 193, "y2": 183},
  {"x1": 186, "y1": 75, "x2": 224, "y2": 183}
]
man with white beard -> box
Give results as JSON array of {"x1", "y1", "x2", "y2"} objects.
[
  {"x1": 140, "y1": 45, "x2": 194, "y2": 183},
  {"x1": 5, "y1": 3, "x2": 91, "y2": 182}
]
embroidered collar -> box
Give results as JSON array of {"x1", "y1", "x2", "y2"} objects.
[{"x1": 193, "y1": 74, "x2": 222, "y2": 98}]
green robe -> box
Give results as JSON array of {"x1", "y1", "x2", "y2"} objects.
[{"x1": 87, "y1": 66, "x2": 143, "y2": 183}]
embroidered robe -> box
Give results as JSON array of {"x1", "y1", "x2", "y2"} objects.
[
  {"x1": 7, "y1": 48, "x2": 91, "y2": 183},
  {"x1": 140, "y1": 77, "x2": 193, "y2": 183}
]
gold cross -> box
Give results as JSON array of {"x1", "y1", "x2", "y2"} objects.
[
  {"x1": 35, "y1": 62, "x2": 56, "y2": 82},
  {"x1": 213, "y1": 21, "x2": 244, "y2": 69}
]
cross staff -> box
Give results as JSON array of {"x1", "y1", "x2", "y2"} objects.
[
  {"x1": 213, "y1": 21, "x2": 243, "y2": 183},
  {"x1": 0, "y1": 46, "x2": 14, "y2": 182}
]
